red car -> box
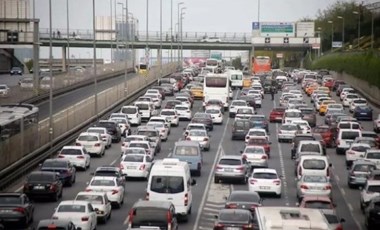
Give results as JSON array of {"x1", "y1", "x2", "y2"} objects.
[
  {"x1": 313, "y1": 125, "x2": 335, "y2": 147},
  {"x1": 246, "y1": 136, "x2": 271, "y2": 157},
  {"x1": 323, "y1": 79, "x2": 334, "y2": 89},
  {"x1": 269, "y1": 107, "x2": 286, "y2": 123}
]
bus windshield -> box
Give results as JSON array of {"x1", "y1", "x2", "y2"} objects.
[{"x1": 139, "y1": 64, "x2": 147, "y2": 70}]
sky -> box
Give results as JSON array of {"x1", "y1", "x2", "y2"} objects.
[{"x1": 33, "y1": 0, "x2": 368, "y2": 60}]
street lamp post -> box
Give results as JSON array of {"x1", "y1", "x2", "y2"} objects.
[
  {"x1": 124, "y1": 0, "x2": 129, "y2": 97},
  {"x1": 66, "y1": 0, "x2": 70, "y2": 71},
  {"x1": 353, "y1": 11, "x2": 360, "y2": 47},
  {"x1": 170, "y1": 0, "x2": 173, "y2": 62},
  {"x1": 177, "y1": 2, "x2": 184, "y2": 67},
  {"x1": 110, "y1": 0, "x2": 113, "y2": 62},
  {"x1": 180, "y1": 8, "x2": 186, "y2": 69},
  {"x1": 92, "y1": 0, "x2": 98, "y2": 119},
  {"x1": 145, "y1": 0, "x2": 149, "y2": 69},
  {"x1": 371, "y1": 11, "x2": 374, "y2": 49},
  {"x1": 337, "y1": 16, "x2": 345, "y2": 48},
  {"x1": 159, "y1": 0, "x2": 163, "y2": 79},
  {"x1": 48, "y1": 0, "x2": 53, "y2": 147},
  {"x1": 328, "y1": 20, "x2": 334, "y2": 49}
]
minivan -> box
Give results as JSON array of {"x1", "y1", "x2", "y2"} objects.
[
  {"x1": 297, "y1": 140, "x2": 324, "y2": 156},
  {"x1": 297, "y1": 155, "x2": 331, "y2": 180},
  {"x1": 336, "y1": 129, "x2": 362, "y2": 155},
  {"x1": 231, "y1": 119, "x2": 252, "y2": 140},
  {"x1": 146, "y1": 158, "x2": 196, "y2": 221},
  {"x1": 170, "y1": 141, "x2": 202, "y2": 176}
]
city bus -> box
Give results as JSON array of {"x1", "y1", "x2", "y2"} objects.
[
  {"x1": 203, "y1": 73, "x2": 230, "y2": 109},
  {"x1": 227, "y1": 70, "x2": 243, "y2": 89},
  {"x1": 252, "y1": 56, "x2": 272, "y2": 74}
]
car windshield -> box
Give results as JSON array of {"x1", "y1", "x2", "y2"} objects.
[
  {"x1": 57, "y1": 205, "x2": 86, "y2": 213},
  {"x1": 28, "y1": 174, "x2": 54, "y2": 182},
  {"x1": 90, "y1": 179, "x2": 116, "y2": 186},
  {"x1": 121, "y1": 107, "x2": 136, "y2": 114},
  {"x1": 76, "y1": 195, "x2": 103, "y2": 204},
  {"x1": 351, "y1": 146, "x2": 371, "y2": 152},
  {"x1": 253, "y1": 172, "x2": 277, "y2": 179},
  {"x1": 229, "y1": 193, "x2": 261, "y2": 203},
  {"x1": 281, "y1": 125, "x2": 298, "y2": 131},
  {"x1": 219, "y1": 159, "x2": 241, "y2": 165},
  {"x1": 0, "y1": 196, "x2": 21, "y2": 204},
  {"x1": 124, "y1": 148, "x2": 146, "y2": 154},
  {"x1": 303, "y1": 175, "x2": 328, "y2": 183},
  {"x1": 366, "y1": 152, "x2": 380, "y2": 159},
  {"x1": 300, "y1": 144, "x2": 320, "y2": 153},
  {"x1": 150, "y1": 176, "x2": 184, "y2": 194},
  {"x1": 132, "y1": 207, "x2": 169, "y2": 224},
  {"x1": 303, "y1": 160, "x2": 326, "y2": 169},
  {"x1": 304, "y1": 201, "x2": 331, "y2": 209}
]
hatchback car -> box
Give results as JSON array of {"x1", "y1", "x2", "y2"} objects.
[
  {"x1": 248, "y1": 168, "x2": 282, "y2": 197},
  {"x1": 120, "y1": 105, "x2": 142, "y2": 126},
  {"x1": 160, "y1": 109, "x2": 180, "y2": 126},
  {"x1": 58, "y1": 146, "x2": 91, "y2": 170},
  {"x1": 224, "y1": 190, "x2": 262, "y2": 214},
  {"x1": 214, "y1": 156, "x2": 250, "y2": 184},
  {"x1": 205, "y1": 107, "x2": 224, "y2": 124},
  {"x1": 213, "y1": 209, "x2": 255, "y2": 230},
  {"x1": 353, "y1": 105, "x2": 373, "y2": 120},
  {"x1": 296, "y1": 175, "x2": 332, "y2": 201},
  {"x1": 246, "y1": 136, "x2": 271, "y2": 157},
  {"x1": 241, "y1": 146, "x2": 268, "y2": 168}
]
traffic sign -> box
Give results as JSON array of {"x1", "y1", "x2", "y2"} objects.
[
  {"x1": 303, "y1": 37, "x2": 309, "y2": 43},
  {"x1": 265, "y1": 37, "x2": 271, "y2": 43},
  {"x1": 283, "y1": 37, "x2": 289, "y2": 44}
]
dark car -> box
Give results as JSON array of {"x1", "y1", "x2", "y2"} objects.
[
  {"x1": 36, "y1": 219, "x2": 80, "y2": 230},
  {"x1": 291, "y1": 134, "x2": 316, "y2": 159},
  {"x1": 191, "y1": 113, "x2": 213, "y2": 131},
  {"x1": 324, "y1": 112, "x2": 346, "y2": 126},
  {"x1": 0, "y1": 193, "x2": 34, "y2": 228},
  {"x1": 127, "y1": 200, "x2": 178, "y2": 229},
  {"x1": 214, "y1": 209, "x2": 255, "y2": 230},
  {"x1": 364, "y1": 196, "x2": 380, "y2": 229},
  {"x1": 248, "y1": 115, "x2": 269, "y2": 132},
  {"x1": 332, "y1": 80, "x2": 345, "y2": 92},
  {"x1": 165, "y1": 100, "x2": 182, "y2": 109},
  {"x1": 225, "y1": 190, "x2": 262, "y2": 214},
  {"x1": 96, "y1": 120, "x2": 122, "y2": 143},
  {"x1": 23, "y1": 171, "x2": 63, "y2": 201},
  {"x1": 160, "y1": 83, "x2": 175, "y2": 96},
  {"x1": 362, "y1": 131, "x2": 380, "y2": 147},
  {"x1": 336, "y1": 84, "x2": 351, "y2": 96},
  {"x1": 91, "y1": 166, "x2": 126, "y2": 186},
  {"x1": 40, "y1": 159, "x2": 76, "y2": 186},
  {"x1": 239, "y1": 95, "x2": 257, "y2": 108},
  {"x1": 10, "y1": 67, "x2": 23, "y2": 75},
  {"x1": 353, "y1": 105, "x2": 373, "y2": 120},
  {"x1": 299, "y1": 107, "x2": 317, "y2": 127},
  {"x1": 269, "y1": 107, "x2": 285, "y2": 123},
  {"x1": 231, "y1": 119, "x2": 252, "y2": 140}
]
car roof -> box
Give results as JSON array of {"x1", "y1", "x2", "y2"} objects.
[
  {"x1": 253, "y1": 168, "x2": 277, "y2": 174},
  {"x1": 62, "y1": 146, "x2": 83, "y2": 150},
  {"x1": 58, "y1": 200, "x2": 90, "y2": 206},
  {"x1": 133, "y1": 200, "x2": 173, "y2": 209},
  {"x1": 220, "y1": 155, "x2": 243, "y2": 160}
]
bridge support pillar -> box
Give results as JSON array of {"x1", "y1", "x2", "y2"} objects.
[{"x1": 62, "y1": 46, "x2": 67, "y2": 72}]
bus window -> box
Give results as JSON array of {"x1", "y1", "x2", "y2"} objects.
[{"x1": 205, "y1": 77, "x2": 227, "y2": 88}]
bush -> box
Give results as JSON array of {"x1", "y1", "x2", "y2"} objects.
[{"x1": 311, "y1": 51, "x2": 380, "y2": 88}]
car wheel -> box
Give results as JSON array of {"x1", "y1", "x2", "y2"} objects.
[
  {"x1": 241, "y1": 177, "x2": 247, "y2": 184},
  {"x1": 214, "y1": 177, "x2": 219, "y2": 184},
  {"x1": 277, "y1": 193, "x2": 282, "y2": 198},
  {"x1": 52, "y1": 192, "x2": 59, "y2": 202}
]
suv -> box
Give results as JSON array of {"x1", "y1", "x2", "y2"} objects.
[
  {"x1": 364, "y1": 196, "x2": 380, "y2": 229},
  {"x1": 23, "y1": 171, "x2": 63, "y2": 201},
  {"x1": 214, "y1": 155, "x2": 250, "y2": 184},
  {"x1": 360, "y1": 180, "x2": 380, "y2": 212},
  {"x1": 231, "y1": 119, "x2": 252, "y2": 140},
  {"x1": 336, "y1": 129, "x2": 362, "y2": 155},
  {"x1": 127, "y1": 200, "x2": 178, "y2": 230},
  {"x1": 95, "y1": 120, "x2": 122, "y2": 143}
]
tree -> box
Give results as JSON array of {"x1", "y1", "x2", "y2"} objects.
[{"x1": 232, "y1": 57, "x2": 243, "y2": 70}]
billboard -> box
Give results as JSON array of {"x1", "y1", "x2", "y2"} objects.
[
  {"x1": 296, "y1": 22, "x2": 315, "y2": 37},
  {"x1": 260, "y1": 22, "x2": 295, "y2": 37}
]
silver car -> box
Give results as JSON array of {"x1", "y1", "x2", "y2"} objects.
[
  {"x1": 214, "y1": 155, "x2": 250, "y2": 184},
  {"x1": 185, "y1": 129, "x2": 211, "y2": 151},
  {"x1": 277, "y1": 123, "x2": 301, "y2": 142},
  {"x1": 241, "y1": 146, "x2": 268, "y2": 168},
  {"x1": 296, "y1": 175, "x2": 332, "y2": 201}
]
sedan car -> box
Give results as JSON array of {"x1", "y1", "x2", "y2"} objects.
[
  {"x1": 349, "y1": 98, "x2": 368, "y2": 112},
  {"x1": 87, "y1": 127, "x2": 112, "y2": 149},
  {"x1": 229, "y1": 100, "x2": 248, "y2": 118},
  {"x1": 277, "y1": 123, "x2": 301, "y2": 143},
  {"x1": 191, "y1": 113, "x2": 214, "y2": 131},
  {"x1": 119, "y1": 154, "x2": 153, "y2": 179},
  {"x1": 246, "y1": 136, "x2": 271, "y2": 157},
  {"x1": 214, "y1": 156, "x2": 250, "y2": 184},
  {"x1": 160, "y1": 109, "x2": 180, "y2": 126},
  {"x1": 23, "y1": 171, "x2": 63, "y2": 201},
  {"x1": 353, "y1": 105, "x2": 373, "y2": 120},
  {"x1": 52, "y1": 200, "x2": 97, "y2": 230},
  {"x1": 185, "y1": 129, "x2": 211, "y2": 151},
  {"x1": 296, "y1": 175, "x2": 332, "y2": 201},
  {"x1": 241, "y1": 146, "x2": 268, "y2": 168},
  {"x1": 269, "y1": 107, "x2": 286, "y2": 123},
  {"x1": 76, "y1": 132, "x2": 105, "y2": 157},
  {"x1": 75, "y1": 191, "x2": 112, "y2": 223},
  {"x1": 224, "y1": 190, "x2": 262, "y2": 214},
  {"x1": 205, "y1": 106, "x2": 223, "y2": 124},
  {"x1": 91, "y1": 166, "x2": 126, "y2": 188},
  {"x1": 248, "y1": 115, "x2": 269, "y2": 132},
  {"x1": 345, "y1": 143, "x2": 371, "y2": 167},
  {"x1": 174, "y1": 104, "x2": 192, "y2": 121},
  {"x1": 57, "y1": 146, "x2": 91, "y2": 170},
  {"x1": 213, "y1": 209, "x2": 255, "y2": 230},
  {"x1": 201, "y1": 36, "x2": 222, "y2": 42},
  {"x1": 0, "y1": 193, "x2": 34, "y2": 228},
  {"x1": 297, "y1": 195, "x2": 335, "y2": 210},
  {"x1": 40, "y1": 159, "x2": 76, "y2": 186},
  {"x1": 85, "y1": 177, "x2": 125, "y2": 208},
  {"x1": 248, "y1": 168, "x2": 282, "y2": 197}
]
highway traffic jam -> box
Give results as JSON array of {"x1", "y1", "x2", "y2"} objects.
[{"x1": 1, "y1": 63, "x2": 380, "y2": 230}]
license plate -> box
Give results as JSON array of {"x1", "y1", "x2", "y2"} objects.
[
  {"x1": 0, "y1": 210, "x2": 12, "y2": 213},
  {"x1": 127, "y1": 166, "x2": 136, "y2": 169},
  {"x1": 360, "y1": 113, "x2": 367, "y2": 115},
  {"x1": 85, "y1": 145, "x2": 92, "y2": 148},
  {"x1": 226, "y1": 227, "x2": 241, "y2": 230},
  {"x1": 34, "y1": 186, "x2": 45, "y2": 190},
  {"x1": 310, "y1": 186, "x2": 322, "y2": 190},
  {"x1": 225, "y1": 168, "x2": 233, "y2": 172},
  {"x1": 259, "y1": 186, "x2": 270, "y2": 189}
]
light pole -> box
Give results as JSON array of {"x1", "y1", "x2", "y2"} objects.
[
  {"x1": 257, "y1": 0, "x2": 260, "y2": 23},
  {"x1": 48, "y1": 0, "x2": 53, "y2": 148},
  {"x1": 353, "y1": 11, "x2": 361, "y2": 47},
  {"x1": 125, "y1": 0, "x2": 129, "y2": 97},
  {"x1": 328, "y1": 20, "x2": 334, "y2": 48},
  {"x1": 170, "y1": 0, "x2": 173, "y2": 62},
  {"x1": 145, "y1": 0, "x2": 149, "y2": 69},
  {"x1": 117, "y1": 2, "x2": 125, "y2": 60},
  {"x1": 337, "y1": 16, "x2": 345, "y2": 48},
  {"x1": 159, "y1": 0, "x2": 163, "y2": 79},
  {"x1": 92, "y1": 0, "x2": 98, "y2": 119},
  {"x1": 177, "y1": 2, "x2": 184, "y2": 67},
  {"x1": 110, "y1": 0, "x2": 113, "y2": 62},
  {"x1": 180, "y1": 8, "x2": 186, "y2": 69},
  {"x1": 371, "y1": 11, "x2": 374, "y2": 49},
  {"x1": 317, "y1": 27, "x2": 322, "y2": 57},
  {"x1": 66, "y1": 0, "x2": 70, "y2": 71}
]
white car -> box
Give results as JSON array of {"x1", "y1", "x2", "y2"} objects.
[
  {"x1": 288, "y1": 89, "x2": 303, "y2": 100},
  {"x1": 245, "y1": 128, "x2": 269, "y2": 144},
  {"x1": 146, "y1": 89, "x2": 162, "y2": 99},
  {"x1": 185, "y1": 129, "x2": 211, "y2": 151},
  {"x1": 109, "y1": 113, "x2": 130, "y2": 136},
  {"x1": 76, "y1": 132, "x2": 105, "y2": 157},
  {"x1": 235, "y1": 106, "x2": 255, "y2": 120},
  {"x1": 340, "y1": 88, "x2": 355, "y2": 100},
  {"x1": 183, "y1": 123, "x2": 207, "y2": 137},
  {"x1": 144, "y1": 94, "x2": 162, "y2": 109},
  {"x1": 277, "y1": 123, "x2": 300, "y2": 142},
  {"x1": 342, "y1": 93, "x2": 359, "y2": 107},
  {"x1": 241, "y1": 146, "x2": 268, "y2": 168},
  {"x1": 345, "y1": 143, "x2": 371, "y2": 167},
  {"x1": 360, "y1": 180, "x2": 380, "y2": 212},
  {"x1": 85, "y1": 176, "x2": 125, "y2": 208},
  {"x1": 160, "y1": 109, "x2": 179, "y2": 126},
  {"x1": 229, "y1": 100, "x2": 248, "y2": 118},
  {"x1": 314, "y1": 97, "x2": 331, "y2": 111},
  {"x1": 128, "y1": 140, "x2": 155, "y2": 159},
  {"x1": 175, "y1": 104, "x2": 192, "y2": 121},
  {"x1": 119, "y1": 154, "x2": 153, "y2": 179},
  {"x1": 349, "y1": 98, "x2": 368, "y2": 112},
  {"x1": 121, "y1": 135, "x2": 150, "y2": 154},
  {"x1": 58, "y1": 146, "x2": 91, "y2": 170},
  {"x1": 120, "y1": 105, "x2": 141, "y2": 126},
  {"x1": 122, "y1": 147, "x2": 147, "y2": 157},
  {"x1": 149, "y1": 116, "x2": 171, "y2": 132},
  {"x1": 205, "y1": 106, "x2": 223, "y2": 124},
  {"x1": 75, "y1": 191, "x2": 112, "y2": 223},
  {"x1": 290, "y1": 120, "x2": 311, "y2": 134},
  {"x1": 200, "y1": 36, "x2": 222, "y2": 42},
  {"x1": 282, "y1": 109, "x2": 303, "y2": 124},
  {"x1": 0, "y1": 84, "x2": 10, "y2": 97},
  {"x1": 52, "y1": 200, "x2": 97, "y2": 230},
  {"x1": 251, "y1": 85, "x2": 264, "y2": 98},
  {"x1": 175, "y1": 96, "x2": 192, "y2": 108},
  {"x1": 146, "y1": 121, "x2": 169, "y2": 141},
  {"x1": 248, "y1": 168, "x2": 282, "y2": 197},
  {"x1": 87, "y1": 127, "x2": 112, "y2": 149}
]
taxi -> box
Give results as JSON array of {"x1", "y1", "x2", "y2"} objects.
[
  {"x1": 190, "y1": 86, "x2": 204, "y2": 99},
  {"x1": 319, "y1": 99, "x2": 336, "y2": 115},
  {"x1": 316, "y1": 86, "x2": 330, "y2": 96},
  {"x1": 243, "y1": 76, "x2": 252, "y2": 88}
]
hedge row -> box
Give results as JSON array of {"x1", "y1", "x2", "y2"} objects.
[{"x1": 311, "y1": 51, "x2": 380, "y2": 88}]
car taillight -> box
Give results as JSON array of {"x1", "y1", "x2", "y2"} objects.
[
  {"x1": 243, "y1": 224, "x2": 253, "y2": 229},
  {"x1": 215, "y1": 224, "x2": 224, "y2": 228},
  {"x1": 85, "y1": 189, "x2": 92, "y2": 192},
  {"x1": 167, "y1": 210, "x2": 172, "y2": 225},
  {"x1": 95, "y1": 143, "x2": 101, "y2": 147},
  {"x1": 13, "y1": 207, "x2": 25, "y2": 214},
  {"x1": 226, "y1": 203, "x2": 237, "y2": 209},
  {"x1": 347, "y1": 150, "x2": 354, "y2": 155},
  {"x1": 139, "y1": 164, "x2": 146, "y2": 170},
  {"x1": 76, "y1": 143, "x2": 81, "y2": 146},
  {"x1": 145, "y1": 192, "x2": 149, "y2": 200},
  {"x1": 300, "y1": 184, "x2": 309, "y2": 189},
  {"x1": 203, "y1": 138, "x2": 208, "y2": 141},
  {"x1": 77, "y1": 156, "x2": 85, "y2": 159},
  {"x1": 250, "y1": 204, "x2": 258, "y2": 210},
  {"x1": 119, "y1": 164, "x2": 124, "y2": 170},
  {"x1": 58, "y1": 155, "x2": 65, "y2": 158},
  {"x1": 52, "y1": 216, "x2": 58, "y2": 219},
  {"x1": 186, "y1": 137, "x2": 191, "y2": 141},
  {"x1": 81, "y1": 216, "x2": 89, "y2": 221},
  {"x1": 184, "y1": 193, "x2": 188, "y2": 206},
  {"x1": 273, "y1": 180, "x2": 281, "y2": 186},
  {"x1": 112, "y1": 189, "x2": 119, "y2": 195},
  {"x1": 262, "y1": 155, "x2": 268, "y2": 159},
  {"x1": 324, "y1": 185, "x2": 332, "y2": 190},
  {"x1": 236, "y1": 166, "x2": 244, "y2": 171},
  {"x1": 249, "y1": 179, "x2": 257, "y2": 185},
  {"x1": 49, "y1": 183, "x2": 57, "y2": 191},
  {"x1": 216, "y1": 165, "x2": 223, "y2": 170},
  {"x1": 278, "y1": 130, "x2": 282, "y2": 134}
]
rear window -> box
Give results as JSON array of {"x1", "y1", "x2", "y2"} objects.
[
  {"x1": 368, "y1": 185, "x2": 380, "y2": 193},
  {"x1": 28, "y1": 173, "x2": 55, "y2": 182},
  {"x1": 123, "y1": 155, "x2": 144, "y2": 162},
  {"x1": 57, "y1": 205, "x2": 86, "y2": 213},
  {"x1": 366, "y1": 152, "x2": 380, "y2": 159},
  {"x1": 234, "y1": 121, "x2": 251, "y2": 129},
  {"x1": 131, "y1": 207, "x2": 169, "y2": 225},
  {"x1": 150, "y1": 176, "x2": 184, "y2": 194},
  {"x1": 137, "y1": 130, "x2": 158, "y2": 137},
  {"x1": 124, "y1": 148, "x2": 146, "y2": 155},
  {"x1": 219, "y1": 159, "x2": 241, "y2": 165},
  {"x1": 353, "y1": 164, "x2": 376, "y2": 172},
  {"x1": 303, "y1": 175, "x2": 328, "y2": 183},
  {"x1": 121, "y1": 107, "x2": 137, "y2": 114},
  {"x1": 76, "y1": 194, "x2": 104, "y2": 204},
  {"x1": 252, "y1": 172, "x2": 277, "y2": 179},
  {"x1": 302, "y1": 159, "x2": 326, "y2": 170},
  {"x1": 0, "y1": 196, "x2": 21, "y2": 204},
  {"x1": 174, "y1": 146, "x2": 199, "y2": 156},
  {"x1": 42, "y1": 161, "x2": 67, "y2": 168},
  {"x1": 300, "y1": 144, "x2": 321, "y2": 153},
  {"x1": 129, "y1": 143, "x2": 149, "y2": 149},
  {"x1": 78, "y1": 135, "x2": 99, "y2": 141},
  {"x1": 341, "y1": 131, "x2": 360, "y2": 140},
  {"x1": 90, "y1": 179, "x2": 115, "y2": 186},
  {"x1": 161, "y1": 111, "x2": 175, "y2": 115},
  {"x1": 60, "y1": 149, "x2": 82, "y2": 155}
]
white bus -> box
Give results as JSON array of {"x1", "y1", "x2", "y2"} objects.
[
  {"x1": 227, "y1": 70, "x2": 243, "y2": 89},
  {"x1": 205, "y1": 58, "x2": 219, "y2": 73},
  {"x1": 203, "y1": 73, "x2": 230, "y2": 109}
]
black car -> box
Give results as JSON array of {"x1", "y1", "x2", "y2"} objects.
[
  {"x1": 10, "y1": 67, "x2": 23, "y2": 75},
  {"x1": 214, "y1": 209, "x2": 255, "y2": 230},
  {"x1": 231, "y1": 119, "x2": 252, "y2": 140},
  {"x1": 91, "y1": 166, "x2": 126, "y2": 186},
  {"x1": 291, "y1": 134, "x2": 316, "y2": 159},
  {"x1": 0, "y1": 193, "x2": 34, "y2": 228},
  {"x1": 225, "y1": 190, "x2": 262, "y2": 214},
  {"x1": 364, "y1": 196, "x2": 380, "y2": 229},
  {"x1": 40, "y1": 159, "x2": 76, "y2": 186},
  {"x1": 191, "y1": 113, "x2": 213, "y2": 131},
  {"x1": 96, "y1": 120, "x2": 122, "y2": 143},
  {"x1": 23, "y1": 171, "x2": 63, "y2": 201}
]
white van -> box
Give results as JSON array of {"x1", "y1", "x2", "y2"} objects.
[
  {"x1": 146, "y1": 158, "x2": 196, "y2": 220},
  {"x1": 297, "y1": 155, "x2": 331, "y2": 180},
  {"x1": 336, "y1": 128, "x2": 362, "y2": 155},
  {"x1": 227, "y1": 70, "x2": 243, "y2": 89}
]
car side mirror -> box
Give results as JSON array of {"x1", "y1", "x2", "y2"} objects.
[
  {"x1": 191, "y1": 179, "x2": 196, "y2": 186},
  {"x1": 329, "y1": 163, "x2": 332, "y2": 167},
  {"x1": 340, "y1": 218, "x2": 346, "y2": 223}
]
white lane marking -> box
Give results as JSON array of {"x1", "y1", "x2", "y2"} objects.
[
  {"x1": 348, "y1": 203, "x2": 354, "y2": 212},
  {"x1": 123, "y1": 215, "x2": 130, "y2": 225},
  {"x1": 340, "y1": 187, "x2": 346, "y2": 196},
  {"x1": 15, "y1": 186, "x2": 23, "y2": 192},
  {"x1": 335, "y1": 175, "x2": 340, "y2": 182},
  {"x1": 205, "y1": 203, "x2": 225, "y2": 208},
  {"x1": 192, "y1": 116, "x2": 231, "y2": 230},
  {"x1": 202, "y1": 207, "x2": 221, "y2": 213},
  {"x1": 110, "y1": 158, "x2": 118, "y2": 166}
]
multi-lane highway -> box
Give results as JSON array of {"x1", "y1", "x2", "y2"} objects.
[{"x1": 7, "y1": 78, "x2": 379, "y2": 230}]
